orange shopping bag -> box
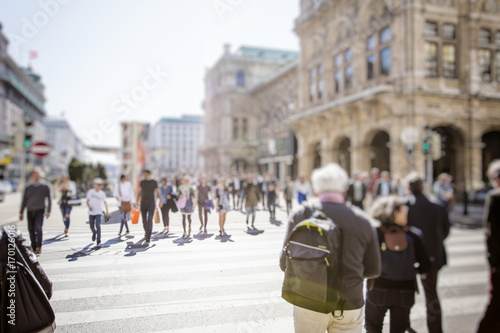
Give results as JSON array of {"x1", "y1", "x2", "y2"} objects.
[{"x1": 130, "y1": 207, "x2": 140, "y2": 224}]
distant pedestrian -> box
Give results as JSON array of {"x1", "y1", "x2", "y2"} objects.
[
  {"x1": 216, "y1": 179, "x2": 230, "y2": 236},
  {"x1": 433, "y1": 173, "x2": 454, "y2": 212},
  {"x1": 19, "y1": 168, "x2": 52, "y2": 255},
  {"x1": 365, "y1": 195, "x2": 431, "y2": 333},
  {"x1": 406, "y1": 172, "x2": 450, "y2": 333},
  {"x1": 368, "y1": 167, "x2": 381, "y2": 194},
  {"x1": 197, "y1": 176, "x2": 211, "y2": 233},
  {"x1": 280, "y1": 163, "x2": 381, "y2": 332},
  {"x1": 57, "y1": 173, "x2": 76, "y2": 237},
  {"x1": 86, "y1": 178, "x2": 109, "y2": 249},
  {"x1": 477, "y1": 160, "x2": 500, "y2": 332},
  {"x1": 243, "y1": 175, "x2": 260, "y2": 229},
  {"x1": 159, "y1": 177, "x2": 177, "y2": 234},
  {"x1": 283, "y1": 177, "x2": 294, "y2": 216},
  {"x1": 295, "y1": 175, "x2": 313, "y2": 204},
  {"x1": 231, "y1": 173, "x2": 241, "y2": 210},
  {"x1": 267, "y1": 173, "x2": 278, "y2": 220},
  {"x1": 178, "y1": 176, "x2": 196, "y2": 238},
  {"x1": 347, "y1": 171, "x2": 367, "y2": 209},
  {"x1": 372, "y1": 171, "x2": 393, "y2": 198},
  {"x1": 114, "y1": 174, "x2": 135, "y2": 237},
  {"x1": 136, "y1": 170, "x2": 162, "y2": 243}
]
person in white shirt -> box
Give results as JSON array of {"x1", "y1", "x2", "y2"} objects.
[
  {"x1": 295, "y1": 175, "x2": 313, "y2": 204},
  {"x1": 114, "y1": 174, "x2": 136, "y2": 237},
  {"x1": 86, "y1": 178, "x2": 109, "y2": 249}
]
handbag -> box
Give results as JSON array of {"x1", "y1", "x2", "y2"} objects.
[
  {"x1": 130, "y1": 208, "x2": 140, "y2": 224},
  {"x1": 66, "y1": 195, "x2": 81, "y2": 207},
  {"x1": 177, "y1": 196, "x2": 187, "y2": 209},
  {"x1": 120, "y1": 201, "x2": 131, "y2": 212}
]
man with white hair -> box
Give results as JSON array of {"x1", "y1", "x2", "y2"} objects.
[
  {"x1": 19, "y1": 168, "x2": 52, "y2": 255},
  {"x1": 280, "y1": 163, "x2": 381, "y2": 332},
  {"x1": 477, "y1": 159, "x2": 500, "y2": 332}
]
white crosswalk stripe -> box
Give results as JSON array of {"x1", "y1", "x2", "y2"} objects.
[{"x1": 23, "y1": 208, "x2": 490, "y2": 333}]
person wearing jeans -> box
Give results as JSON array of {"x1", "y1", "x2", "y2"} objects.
[
  {"x1": 86, "y1": 178, "x2": 109, "y2": 249},
  {"x1": 114, "y1": 174, "x2": 135, "y2": 237},
  {"x1": 19, "y1": 168, "x2": 52, "y2": 255},
  {"x1": 136, "y1": 170, "x2": 162, "y2": 243},
  {"x1": 57, "y1": 173, "x2": 76, "y2": 237}
]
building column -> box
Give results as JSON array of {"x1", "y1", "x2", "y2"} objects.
[
  {"x1": 465, "y1": 142, "x2": 485, "y2": 192},
  {"x1": 297, "y1": 136, "x2": 314, "y2": 178},
  {"x1": 351, "y1": 145, "x2": 371, "y2": 173}
]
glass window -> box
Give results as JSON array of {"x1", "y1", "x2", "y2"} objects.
[
  {"x1": 232, "y1": 118, "x2": 239, "y2": 140},
  {"x1": 318, "y1": 79, "x2": 324, "y2": 99},
  {"x1": 425, "y1": 21, "x2": 438, "y2": 38},
  {"x1": 367, "y1": 55, "x2": 376, "y2": 80},
  {"x1": 236, "y1": 71, "x2": 245, "y2": 87},
  {"x1": 495, "y1": 51, "x2": 500, "y2": 82},
  {"x1": 345, "y1": 48, "x2": 352, "y2": 63},
  {"x1": 425, "y1": 42, "x2": 438, "y2": 77},
  {"x1": 345, "y1": 65, "x2": 352, "y2": 89},
  {"x1": 380, "y1": 27, "x2": 391, "y2": 44},
  {"x1": 442, "y1": 44, "x2": 456, "y2": 78},
  {"x1": 335, "y1": 54, "x2": 342, "y2": 67},
  {"x1": 480, "y1": 28, "x2": 492, "y2": 44},
  {"x1": 442, "y1": 24, "x2": 456, "y2": 39},
  {"x1": 242, "y1": 118, "x2": 248, "y2": 139},
  {"x1": 380, "y1": 47, "x2": 391, "y2": 76},
  {"x1": 495, "y1": 31, "x2": 500, "y2": 45},
  {"x1": 367, "y1": 35, "x2": 376, "y2": 51},
  {"x1": 479, "y1": 49, "x2": 492, "y2": 82},
  {"x1": 334, "y1": 71, "x2": 341, "y2": 93}
]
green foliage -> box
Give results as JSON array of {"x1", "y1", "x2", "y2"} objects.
[{"x1": 68, "y1": 158, "x2": 108, "y2": 190}]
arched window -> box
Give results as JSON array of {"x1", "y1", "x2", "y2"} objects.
[{"x1": 236, "y1": 71, "x2": 245, "y2": 87}]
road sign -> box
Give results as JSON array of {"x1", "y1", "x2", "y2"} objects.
[{"x1": 30, "y1": 142, "x2": 51, "y2": 157}]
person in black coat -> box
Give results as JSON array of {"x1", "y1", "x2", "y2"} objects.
[
  {"x1": 405, "y1": 173, "x2": 450, "y2": 333},
  {"x1": 477, "y1": 160, "x2": 500, "y2": 332}
]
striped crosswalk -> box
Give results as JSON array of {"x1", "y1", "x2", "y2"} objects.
[{"x1": 23, "y1": 207, "x2": 489, "y2": 333}]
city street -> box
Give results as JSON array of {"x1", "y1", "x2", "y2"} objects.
[{"x1": 1, "y1": 191, "x2": 490, "y2": 332}]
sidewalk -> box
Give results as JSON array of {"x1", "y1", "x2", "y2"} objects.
[{"x1": 449, "y1": 203, "x2": 484, "y2": 229}]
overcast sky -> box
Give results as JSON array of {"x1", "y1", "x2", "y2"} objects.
[{"x1": 0, "y1": 0, "x2": 299, "y2": 147}]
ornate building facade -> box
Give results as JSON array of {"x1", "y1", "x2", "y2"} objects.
[{"x1": 292, "y1": 0, "x2": 500, "y2": 194}]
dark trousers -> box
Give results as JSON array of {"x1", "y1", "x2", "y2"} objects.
[
  {"x1": 420, "y1": 268, "x2": 443, "y2": 333},
  {"x1": 119, "y1": 211, "x2": 130, "y2": 233},
  {"x1": 232, "y1": 190, "x2": 240, "y2": 209},
  {"x1": 365, "y1": 288, "x2": 415, "y2": 333},
  {"x1": 89, "y1": 215, "x2": 101, "y2": 243},
  {"x1": 477, "y1": 270, "x2": 500, "y2": 332},
  {"x1": 352, "y1": 200, "x2": 364, "y2": 210},
  {"x1": 286, "y1": 200, "x2": 292, "y2": 216},
  {"x1": 27, "y1": 210, "x2": 44, "y2": 249},
  {"x1": 268, "y1": 192, "x2": 276, "y2": 217},
  {"x1": 198, "y1": 204, "x2": 208, "y2": 228},
  {"x1": 141, "y1": 202, "x2": 155, "y2": 240},
  {"x1": 160, "y1": 205, "x2": 171, "y2": 227},
  {"x1": 60, "y1": 203, "x2": 72, "y2": 229}
]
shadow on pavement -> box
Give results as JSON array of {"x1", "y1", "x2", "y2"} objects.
[
  {"x1": 215, "y1": 233, "x2": 234, "y2": 242},
  {"x1": 244, "y1": 227, "x2": 265, "y2": 236},
  {"x1": 193, "y1": 232, "x2": 214, "y2": 241},
  {"x1": 270, "y1": 219, "x2": 282, "y2": 226},
  {"x1": 65, "y1": 243, "x2": 97, "y2": 262},
  {"x1": 173, "y1": 235, "x2": 193, "y2": 246},
  {"x1": 43, "y1": 234, "x2": 68, "y2": 245},
  {"x1": 124, "y1": 238, "x2": 156, "y2": 256},
  {"x1": 84, "y1": 210, "x2": 123, "y2": 225}
]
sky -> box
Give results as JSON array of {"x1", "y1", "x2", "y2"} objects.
[{"x1": 0, "y1": 0, "x2": 299, "y2": 147}]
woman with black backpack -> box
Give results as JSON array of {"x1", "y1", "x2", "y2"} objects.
[{"x1": 366, "y1": 195, "x2": 431, "y2": 333}]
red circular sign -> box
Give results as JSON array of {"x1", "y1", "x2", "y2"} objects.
[{"x1": 31, "y1": 142, "x2": 51, "y2": 157}]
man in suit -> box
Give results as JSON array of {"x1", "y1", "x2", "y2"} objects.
[
  {"x1": 405, "y1": 173, "x2": 450, "y2": 333},
  {"x1": 372, "y1": 170, "x2": 393, "y2": 198},
  {"x1": 346, "y1": 171, "x2": 367, "y2": 209},
  {"x1": 477, "y1": 160, "x2": 500, "y2": 332}
]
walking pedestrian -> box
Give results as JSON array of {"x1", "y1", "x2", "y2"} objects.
[
  {"x1": 406, "y1": 172, "x2": 450, "y2": 333},
  {"x1": 432, "y1": 173, "x2": 454, "y2": 212},
  {"x1": 19, "y1": 168, "x2": 52, "y2": 255},
  {"x1": 136, "y1": 170, "x2": 162, "y2": 243},
  {"x1": 231, "y1": 173, "x2": 241, "y2": 210},
  {"x1": 283, "y1": 177, "x2": 294, "y2": 216},
  {"x1": 197, "y1": 176, "x2": 211, "y2": 233},
  {"x1": 347, "y1": 171, "x2": 367, "y2": 210},
  {"x1": 295, "y1": 175, "x2": 313, "y2": 205},
  {"x1": 215, "y1": 179, "x2": 231, "y2": 236},
  {"x1": 372, "y1": 171, "x2": 393, "y2": 198},
  {"x1": 178, "y1": 176, "x2": 196, "y2": 238},
  {"x1": 365, "y1": 195, "x2": 431, "y2": 333},
  {"x1": 114, "y1": 174, "x2": 135, "y2": 237},
  {"x1": 267, "y1": 173, "x2": 278, "y2": 220},
  {"x1": 243, "y1": 175, "x2": 260, "y2": 229},
  {"x1": 159, "y1": 177, "x2": 177, "y2": 234},
  {"x1": 280, "y1": 163, "x2": 381, "y2": 333},
  {"x1": 57, "y1": 173, "x2": 76, "y2": 237},
  {"x1": 86, "y1": 178, "x2": 109, "y2": 249},
  {"x1": 477, "y1": 160, "x2": 500, "y2": 332}
]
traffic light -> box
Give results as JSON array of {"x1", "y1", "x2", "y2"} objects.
[
  {"x1": 24, "y1": 118, "x2": 33, "y2": 149},
  {"x1": 432, "y1": 132, "x2": 442, "y2": 161},
  {"x1": 423, "y1": 136, "x2": 430, "y2": 155}
]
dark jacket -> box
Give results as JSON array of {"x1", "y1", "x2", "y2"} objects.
[
  {"x1": 484, "y1": 188, "x2": 500, "y2": 270},
  {"x1": 346, "y1": 180, "x2": 366, "y2": 204},
  {"x1": 280, "y1": 201, "x2": 381, "y2": 310},
  {"x1": 20, "y1": 182, "x2": 52, "y2": 214},
  {"x1": 406, "y1": 193, "x2": 450, "y2": 270}
]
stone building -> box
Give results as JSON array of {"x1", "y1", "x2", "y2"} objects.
[
  {"x1": 291, "y1": 0, "x2": 500, "y2": 194},
  {"x1": 202, "y1": 45, "x2": 298, "y2": 175}
]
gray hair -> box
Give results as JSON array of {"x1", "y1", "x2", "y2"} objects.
[
  {"x1": 487, "y1": 159, "x2": 500, "y2": 185},
  {"x1": 311, "y1": 163, "x2": 349, "y2": 194},
  {"x1": 369, "y1": 195, "x2": 404, "y2": 226}
]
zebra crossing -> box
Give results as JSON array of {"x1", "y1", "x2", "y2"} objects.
[{"x1": 24, "y1": 206, "x2": 489, "y2": 333}]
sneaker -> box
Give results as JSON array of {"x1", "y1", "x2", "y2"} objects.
[
  {"x1": 163, "y1": 227, "x2": 169, "y2": 233},
  {"x1": 118, "y1": 233, "x2": 122, "y2": 237},
  {"x1": 92, "y1": 233, "x2": 96, "y2": 242},
  {"x1": 125, "y1": 230, "x2": 130, "y2": 235},
  {"x1": 145, "y1": 239, "x2": 150, "y2": 244},
  {"x1": 64, "y1": 228, "x2": 68, "y2": 237},
  {"x1": 95, "y1": 243, "x2": 101, "y2": 250}
]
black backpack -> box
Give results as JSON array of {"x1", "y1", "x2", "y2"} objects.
[{"x1": 281, "y1": 207, "x2": 345, "y2": 315}]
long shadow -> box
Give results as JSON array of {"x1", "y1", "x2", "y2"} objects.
[
  {"x1": 43, "y1": 234, "x2": 68, "y2": 245},
  {"x1": 215, "y1": 233, "x2": 235, "y2": 243},
  {"x1": 193, "y1": 232, "x2": 214, "y2": 241},
  {"x1": 124, "y1": 238, "x2": 156, "y2": 257},
  {"x1": 244, "y1": 227, "x2": 265, "y2": 236},
  {"x1": 84, "y1": 210, "x2": 122, "y2": 225},
  {"x1": 99, "y1": 235, "x2": 135, "y2": 248},
  {"x1": 151, "y1": 232, "x2": 177, "y2": 241},
  {"x1": 65, "y1": 243, "x2": 97, "y2": 262},
  {"x1": 269, "y1": 219, "x2": 282, "y2": 227},
  {"x1": 173, "y1": 235, "x2": 193, "y2": 246}
]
